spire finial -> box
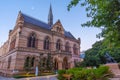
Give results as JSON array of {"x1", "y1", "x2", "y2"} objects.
[{"x1": 48, "y1": 4, "x2": 53, "y2": 26}]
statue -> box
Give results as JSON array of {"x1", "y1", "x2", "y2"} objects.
[
  {"x1": 104, "y1": 52, "x2": 116, "y2": 63},
  {"x1": 35, "y1": 66, "x2": 38, "y2": 76}
]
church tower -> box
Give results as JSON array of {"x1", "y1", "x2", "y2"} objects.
[{"x1": 48, "y1": 4, "x2": 53, "y2": 26}]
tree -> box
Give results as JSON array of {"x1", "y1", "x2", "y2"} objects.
[
  {"x1": 38, "y1": 53, "x2": 54, "y2": 73},
  {"x1": 83, "y1": 40, "x2": 106, "y2": 67},
  {"x1": 24, "y1": 57, "x2": 32, "y2": 72},
  {"x1": 68, "y1": 0, "x2": 120, "y2": 48},
  {"x1": 38, "y1": 53, "x2": 44, "y2": 74},
  {"x1": 46, "y1": 53, "x2": 54, "y2": 72},
  {"x1": 81, "y1": 40, "x2": 120, "y2": 67}
]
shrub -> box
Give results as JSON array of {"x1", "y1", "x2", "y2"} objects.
[
  {"x1": 57, "y1": 70, "x2": 66, "y2": 80},
  {"x1": 57, "y1": 66, "x2": 113, "y2": 80}
]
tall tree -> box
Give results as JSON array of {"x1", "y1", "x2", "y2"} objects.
[
  {"x1": 84, "y1": 40, "x2": 120, "y2": 67},
  {"x1": 46, "y1": 53, "x2": 54, "y2": 71},
  {"x1": 68, "y1": 0, "x2": 120, "y2": 47}
]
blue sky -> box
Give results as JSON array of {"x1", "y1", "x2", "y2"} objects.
[{"x1": 0, "y1": 0, "x2": 101, "y2": 51}]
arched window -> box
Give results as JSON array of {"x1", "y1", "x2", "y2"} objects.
[
  {"x1": 8, "y1": 56, "x2": 12, "y2": 69},
  {"x1": 44, "y1": 36, "x2": 50, "y2": 50},
  {"x1": 56, "y1": 39, "x2": 61, "y2": 50},
  {"x1": 56, "y1": 27, "x2": 61, "y2": 32},
  {"x1": 42, "y1": 57, "x2": 46, "y2": 67},
  {"x1": 10, "y1": 36, "x2": 16, "y2": 51},
  {"x1": 31, "y1": 57, "x2": 35, "y2": 67},
  {"x1": 27, "y1": 33, "x2": 36, "y2": 48},
  {"x1": 54, "y1": 58, "x2": 58, "y2": 70},
  {"x1": 73, "y1": 44, "x2": 78, "y2": 55},
  {"x1": 24, "y1": 57, "x2": 30, "y2": 68},
  {"x1": 63, "y1": 57, "x2": 68, "y2": 69},
  {"x1": 65, "y1": 42, "x2": 70, "y2": 52}
]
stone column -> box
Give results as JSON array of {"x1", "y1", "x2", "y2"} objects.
[
  {"x1": 70, "y1": 61, "x2": 74, "y2": 68},
  {"x1": 58, "y1": 61, "x2": 63, "y2": 70}
]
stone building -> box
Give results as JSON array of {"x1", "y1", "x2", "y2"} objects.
[{"x1": 0, "y1": 6, "x2": 81, "y2": 76}]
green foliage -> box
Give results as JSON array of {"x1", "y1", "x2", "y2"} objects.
[
  {"x1": 79, "y1": 40, "x2": 120, "y2": 67},
  {"x1": 66, "y1": 67, "x2": 82, "y2": 75},
  {"x1": 46, "y1": 53, "x2": 54, "y2": 71},
  {"x1": 68, "y1": 0, "x2": 120, "y2": 48},
  {"x1": 57, "y1": 70, "x2": 66, "y2": 80},
  {"x1": 58, "y1": 66, "x2": 113, "y2": 80},
  {"x1": 107, "y1": 48, "x2": 120, "y2": 62},
  {"x1": 84, "y1": 56, "x2": 101, "y2": 67},
  {"x1": 24, "y1": 57, "x2": 31, "y2": 72},
  {"x1": 75, "y1": 61, "x2": 86, "y2": 67},
  {"x1": 38, "y1": 53, "x2": 54, "y2": 73}
]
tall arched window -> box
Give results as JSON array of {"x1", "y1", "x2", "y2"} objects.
[
  {"x1": 65, "y1": 42, "x2": 70, "y2": 52},
  {"x1": 56, "y1": 27, "x2": 61, "y2": 32},
  {"x1": 44, "y1": 36, "x2": 50, "y2": 50},
  {"x1": 8, "y1": 56, "x2": 12, "y2": 69},
  {"x1": 73, "y1": 44, "x2": 78, "y2": 55},
  {"x1": 10, "y1": 36, "x2": 16, "y2": 51},
  {"x1": 24, "y1": 57, "x2": 30, "y2": 68},
  {"x1": 56, "y1": 39, "x2": 61, "y2": 50},
  {"x1": 27, "y1": 33, "x2": 36, "y2": 48},
  {"x1": 31, "y1": 57, "x2": 35, "y2": 67},
  {"x1": 54, "y1": 58, "x2": 58, "y2": 70},
  {"x1": 42, "y1": 57, "x2": 46, "y2": 67}
]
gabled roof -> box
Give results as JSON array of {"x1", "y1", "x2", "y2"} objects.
[
  {"x1": 21, "y1": 12, "x2": 51, "y2": 30},
  {"x1": 20, "y1": 12, "x2": 76, "y2": 39}
]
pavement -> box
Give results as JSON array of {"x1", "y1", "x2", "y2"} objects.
[
  {"x1": 109, "y1": 78, "x2": 120, "y2": 80},
  {"x1": 0, "y1": 75, "x2": 120, "y2": 80},
  {"x1": 0, "y1": 75, "x2": 58, "y2": 80}
]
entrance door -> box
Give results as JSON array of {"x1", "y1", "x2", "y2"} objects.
[
  {"x1": 54, "y1": 58, "x2": 58, "y2": 70},
  {"x1": 63, "y1": 57, "x2": 68, "y2": 69}
]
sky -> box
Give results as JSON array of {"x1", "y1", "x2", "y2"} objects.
[{"x1": 0, "y1": 0, "x2": 102, "y2": 51}]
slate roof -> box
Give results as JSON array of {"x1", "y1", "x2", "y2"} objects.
[
  {"x1": 21, "y1": 13, "x2": 51, "y2": 30},
  {"x1": 21, "y1": 12, "x2": 76, "y2": 39}
]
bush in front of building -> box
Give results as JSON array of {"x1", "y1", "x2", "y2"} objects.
[
  {"x1": 57, "y1": 69, "x2": 66, "y2": 80},
  {"x1": 57, "y1": 66, "x2": 113, "y2": 80}
]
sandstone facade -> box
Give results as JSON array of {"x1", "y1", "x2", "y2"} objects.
[{"x1": 0, "y1": 7, "x2": 81, "y2": 76}]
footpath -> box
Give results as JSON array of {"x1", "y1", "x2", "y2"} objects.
[
  {"x1": 0, "y1": 75, "x2": 57, "y2": 80},
  {"x1": 0, "y1": 75, "x2": 120, "y2": 80}
]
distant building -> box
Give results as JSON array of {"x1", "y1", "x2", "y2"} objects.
[
  {"x1": 80, "y1": 51, "x2": 85, "y2": 61},
  {"x1": 0, "y1": 6, "x2": 81, "y2": 76}
]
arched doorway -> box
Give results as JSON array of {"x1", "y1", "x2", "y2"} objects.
[
  {"x1": 54, "y1": 58, "x2": 58, "y2": 70},
  {"x1": 63, "y1": 57, "x2": 68, "y2": 69}
]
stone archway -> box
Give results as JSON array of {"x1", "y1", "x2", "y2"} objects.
[
  {"x1": 54, "y1": 58, "x2": 58, "y2": 70},
  {"x1": 62, "y1": 57, "x2": 69, "y2": 69}
]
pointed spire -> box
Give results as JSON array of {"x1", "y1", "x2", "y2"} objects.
[{"x1": 48, "y1": 4, "x2": 53, "y2": 26}]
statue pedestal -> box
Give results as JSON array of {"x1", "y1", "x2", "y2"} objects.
[{"x1": 105, "y1": 63, "x2": 120, "y2": 77}]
